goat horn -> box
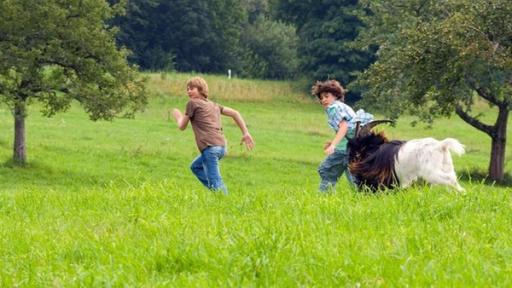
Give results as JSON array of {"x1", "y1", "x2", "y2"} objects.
[{"x1": 357, "y1": 120, "x2": 394, "y2": 137}]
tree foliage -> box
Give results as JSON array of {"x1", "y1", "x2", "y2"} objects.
[
  {"x1": 113, "y1": 0, "x2": 245, "y2": 73},
  {"x1": 111, "y1": 0, "x2": 175, "y2": 70},
  {"x1": 0, "y1": 0, "x2": 146, "y2": 164},
  {"x1": 112, "y1": 0, "x2": 298, "y2": 79},
  {"x1": 239, "y1": 17, "x2": 298, "y2": 79},
  {"x1": 354, "y1": 0, "x2": 512, "y2": 181},
  {"x1": 275, "y1": 0, "x2": 375, "y2": 92}
]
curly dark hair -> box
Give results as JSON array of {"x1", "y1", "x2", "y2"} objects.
[{"x1": 311, "y1": 80, "x2": 346, "y2": 101}]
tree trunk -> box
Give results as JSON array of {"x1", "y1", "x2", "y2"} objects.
[
  {"x1": 13, "y1": 100, "x2": 27, "y2": 165},
  {"x1": 489, "y1": 106, "x2": 508, "y2": 182}
]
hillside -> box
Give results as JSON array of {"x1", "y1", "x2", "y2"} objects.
[{"x1": 0, "y1": 73, "x2": 511, "y2": 286}]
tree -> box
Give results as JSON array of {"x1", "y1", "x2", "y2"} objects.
[
  {"x1": 354, "y1": 0, "x2": 511, "y2": 181},
  {"x1": 275, "y1": 0, "x2": 375, "y2": 99},
  {"x1": 237, "y1": 1, "x2": 299, "y2": 79},
  {"x1": 112, "y1": 0, "x2": 245, "y2": 73},
  {"x1": 110, "y1": 0, "x2": 176, "y2": 70},
  {"x1": 241, "y1": 0, "x2": 273, "y2": 23},
  {"x1": 0, "y1": 0, "x2": 146, "y2": 165}
]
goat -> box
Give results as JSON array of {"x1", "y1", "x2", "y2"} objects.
[{"x1": 347, "y1": 120, "x2": 465, "y2": 192}]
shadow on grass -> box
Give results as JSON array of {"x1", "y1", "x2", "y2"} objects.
[
  {"x1": 0, "y1": 153, "x2": 183, "y2": 192},
  {"x1": 351, "y1": 184, "x2": 409, "y2": 196},
  {"x1": 0, "y1": 159, "x2": 109, "y2": 190},
  {"x1": 459, "y1": 168, "x2": 512, "y2": 187}
]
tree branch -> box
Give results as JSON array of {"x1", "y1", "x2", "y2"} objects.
[
  {"x1": 465, "y1": 79, "x2": 502, "y2": 106},
  {"x1": 455, "y1": 106, "x2": 494, "y2": 137},
  {"x1": 475, "y1": 87, "x2": 501, "y2": 105},
  {"x1": 19, "y1": 80, "x2": 43, "y2": 99}
]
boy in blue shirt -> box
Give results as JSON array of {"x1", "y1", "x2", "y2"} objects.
[{"x1": 312, "y1": 80, "x2": 357, "y2": 192}]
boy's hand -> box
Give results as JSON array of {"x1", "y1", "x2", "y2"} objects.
[
  {"x1": 171, "y1": 108, "x2": 182, "y2": 121},
  {"x1": 240, "y1": 133, "x2": 255, "y2": 150},
  {"x1": 323, "y1": 141, "x2": 332, "y2": 150},
  {"x1": 170, "y1": 107, "x2": 190, "y2": 130},
  {"x1": 324, "y1": 143, "x2": 335, "y2": 155}
]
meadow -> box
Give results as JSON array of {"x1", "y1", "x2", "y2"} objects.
[{"x1": 0, "y1": 72, "x2": 511, "y2": 286}]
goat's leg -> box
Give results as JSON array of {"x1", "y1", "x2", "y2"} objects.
[
  {"x1": 453, "y1": 182, "x2": 465, "y2": 193},
  {"x1": 450, "y1": 176, "x2": 465, "y2": 193},
  {"x1": 399, "y1": 177, "x2": 416, "y2": 189},
  {"x1": 423, "y1": 171, "x2": 464, "y2": 192},
  {"x1": 400, "y1": 181, "x2": 411, "y2": 189}
]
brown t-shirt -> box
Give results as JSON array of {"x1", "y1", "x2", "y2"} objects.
[{"x1": 185, "y1": 97, "x2": 226, "y2": 151}]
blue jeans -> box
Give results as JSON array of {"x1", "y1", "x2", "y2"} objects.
[
  {"x1": 318, "y1": 149, "x2": 355, "y2": 192},
  {"x1": 190, "y1": 146, "x2": 227, "y2": 194}
]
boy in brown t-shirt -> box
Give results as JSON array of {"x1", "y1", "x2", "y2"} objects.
[{"x1": 172, "y1": 77, "x2": 254, "y2": 194}]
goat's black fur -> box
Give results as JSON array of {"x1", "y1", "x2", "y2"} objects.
[{"x1": 348, "y1": 132, "x2": 405, "y2": 191}]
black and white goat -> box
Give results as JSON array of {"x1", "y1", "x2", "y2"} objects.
[{"x1": 347, "y1": 120, "x2": 465, "y2": 192}]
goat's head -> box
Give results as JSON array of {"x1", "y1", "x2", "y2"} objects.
[
  {"x1": 348, "y1": 120, "x2": 394, "y2": 163},
  {"x1": 348, "y1": 131, "x2": 388, "y2": 164}
]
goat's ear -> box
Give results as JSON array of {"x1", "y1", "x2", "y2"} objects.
[{"x1": 358, "y1": 120, "x2": 394, "y2": 137}]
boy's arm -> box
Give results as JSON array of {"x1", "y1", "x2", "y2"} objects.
[
  {"x1": 172, "y1": 108, "x2": 190, "y2": 130},
  {"x1": 221, "y1": 107, "x2": 254, "y2": 150},
  {"x1": 325, "y1": 120, "x2": 348, "y2": 155}
]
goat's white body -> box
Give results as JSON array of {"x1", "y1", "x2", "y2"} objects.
[{"x1": 395, "y1": 138, "x2": 465, "y2": 192}]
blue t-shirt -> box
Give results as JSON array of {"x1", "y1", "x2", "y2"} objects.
[{"x1": 326, "y1": 101, "x2": 356, "y2": 151}]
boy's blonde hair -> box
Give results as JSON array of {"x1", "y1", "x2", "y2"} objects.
[
  {"x1": 311, "y1": 79, "x2": 346, "y2": 101},
  {"x1": 187, "y1": 77, "x2": 209, "y2": 98}
]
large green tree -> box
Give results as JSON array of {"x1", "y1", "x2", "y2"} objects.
[
  {"x1": 238, "y1": 16, "x2": 299, "y2": 79},
  {"x1": 238, "y1": 0, "x2": 299, "y2": 79},
  {"x1": 354, "y1": 0, "x2": 511, "y2": 181},
  {"x1": 113, "y1": 0, "x2": 245, "y2": 73},
  {"x1": 0, "y1": 0, "x2": 146, "y2": 165},
  {"x1": 110, "y1": 0, "x2": 175, "y2": 70},
  {"x1": 276, "y1": 0, "x2": 375, "y2": 94}
]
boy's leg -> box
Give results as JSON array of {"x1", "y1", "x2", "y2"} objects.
[
  {"x1": 190, "y1": 154, "x2": 209, "y2": 188},
  {"x1": 202, "y1": 146, "x2": 228, "y2": 194},
  {"x1": 318, "y1": 150, "x2": 346, "y2": 192}
]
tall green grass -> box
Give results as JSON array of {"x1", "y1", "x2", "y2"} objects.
[{"x1": 0, "y1": 73, "x2": 511, "y2": 286}]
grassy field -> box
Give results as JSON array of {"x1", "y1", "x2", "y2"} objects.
[{"x1": 0, "y1": 72, "x2": 511, "y2": 286}]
